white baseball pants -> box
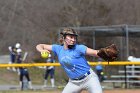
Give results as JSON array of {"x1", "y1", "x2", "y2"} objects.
[{"x1": 62, "y1": 69, "x2": 102, "y2": 93}]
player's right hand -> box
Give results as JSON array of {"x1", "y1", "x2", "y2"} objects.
[{"x1": 41, "y1": 51, "x2": 49, "y2": 59}]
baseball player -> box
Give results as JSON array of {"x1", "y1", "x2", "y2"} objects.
[
  {"x1": 16, "y1": 48, "x2": 33, "y2": 90},
  {"x1": 7, "y1": 43, "x2": 21, "y2": 71},
  {"x1": 16, "y1": 48, "x2": 32, "y2": 90},
  {"x1": 36, "y1": 28, "x2": 118, "y2": 93},
  {"x1": 43, "y1": 54, "x2": 55, "y2": 88}
]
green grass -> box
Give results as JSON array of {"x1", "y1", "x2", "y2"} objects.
[
  {"x1": 0, "y1": 67, "x2": 67, "y2": 85},
  {"x1": 0, "y1": 68, "x2": 18, "y2": 85},
  {"x1": 0, "y1": 67, "x2": 44, "y2": 85}
]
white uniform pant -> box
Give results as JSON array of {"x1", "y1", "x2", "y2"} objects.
[{"x1": 62, "y1": 69, "x2": 102, "y2": 93}]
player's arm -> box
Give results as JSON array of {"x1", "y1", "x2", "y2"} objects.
[
  {"x1": 86, "y1": 44, "x2": 118, "y2": 62},
  {"x1": 86, "y1": 47, "x2": 99, "y2": 57},
  {"x1": 36, "y1": 44, "x2": 52, "y2": 53},
  {"x1": 8, "y1": 46, "x2": 12, "y2": 51}
]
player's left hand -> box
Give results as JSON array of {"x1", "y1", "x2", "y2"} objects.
[{"x1": 97, "y1": 44, "x2": 119, "y2": 62}]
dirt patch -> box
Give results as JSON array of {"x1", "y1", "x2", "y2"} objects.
[
  {"x1": 81, "y1": 89, "x2": 140, "y2": 93},
  {"x1": 103, "y1": 89, "x2": 140, "y2": 93}
]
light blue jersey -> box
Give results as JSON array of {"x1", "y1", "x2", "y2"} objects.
[{"x1": 52, "y1": 44, "x2": 90, "y2": 79}]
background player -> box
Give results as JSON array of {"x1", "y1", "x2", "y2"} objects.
[
  {"x1": 95, "y1": 58, "x2": 105, "y2": 82},
  {"x1": 16, "y1": 47, "x2": 33, "y2": 90},
  {"x1": 7, "y1": 43, "x2": 21, "y2": 71},
  {"x1": 43, "y1": 53, "x2": 55, "y2": 88}
]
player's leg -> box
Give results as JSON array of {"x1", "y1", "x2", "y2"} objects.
[
  {"x1": 43, "y1": 70, "x2": 49, "y2": 87},
  {"x1": 50, "y1": 69, "x2": 55, "y2": 87},
  {"x1": 97, "y1": 70, "x2": 102, "y2": 82},
  {"x1": 62, "y1": 80, "x2": 81, "y2": 93},
  {"x1": 19, "y1": 73, "x2": 23, "y2": 90},
  {"x1": 44, "y1": 70, "x2": 49, "y2": 80},
  {"x1": 84, "y1": 70, "x2": 102, "y2": 93},
  {"x1": 25, "y1": 72, "x2": 33, "y2": 89},
  {"x1": 25, "y1": 72, "x2": 31, "y2": 81}
]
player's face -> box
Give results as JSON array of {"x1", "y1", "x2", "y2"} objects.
[{"x1": 65, "y1": 35, "x2": 77, "y2": 45}]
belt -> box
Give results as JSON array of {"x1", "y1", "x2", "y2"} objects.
[{"x1": 73, "y1": 71, "x2": 91, "y2": 80}]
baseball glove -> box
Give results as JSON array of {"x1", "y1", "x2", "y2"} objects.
[{"x1": 97, "y1": 44, "x2": 118, "y2": 62}]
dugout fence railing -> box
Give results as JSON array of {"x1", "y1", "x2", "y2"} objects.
[{"x1": 0, "y1": 61, "x2": 140, "y2": 67}]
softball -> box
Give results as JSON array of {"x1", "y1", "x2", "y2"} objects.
[{"x1": 41, "y1": 51, "x2": 49, "y2": 58}]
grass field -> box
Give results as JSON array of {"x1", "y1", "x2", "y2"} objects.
[{"x1": 0, "y1": 67, "x2": 67, "y2": 85}]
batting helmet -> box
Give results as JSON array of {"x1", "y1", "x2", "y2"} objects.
[
  {"x1": 60, "y1": 28, "x2": 78, "y2": 37},
  {"x1": 15, "y1": 43, "x2": 21, "y2": 48}
]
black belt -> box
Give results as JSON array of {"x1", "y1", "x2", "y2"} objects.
[{"x1": 73, "y1": 71, "x2": 91, "y2": 80}]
